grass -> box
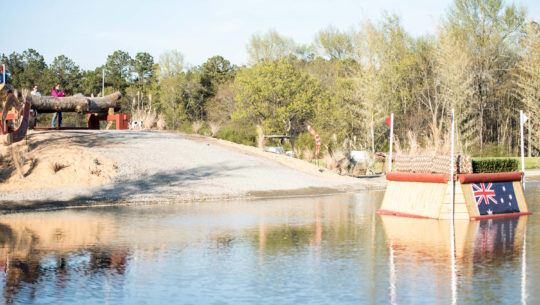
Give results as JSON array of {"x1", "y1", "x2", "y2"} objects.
[
  {"x1": 50, "y1": 162, "x2": 66, "y2": 173},
  {"x1": 473, "y1": 157, "x2": 540, "y2": 170}
]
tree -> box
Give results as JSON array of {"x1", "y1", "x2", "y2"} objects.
[
  {"x1": 157, "y1": 50, "x2": 184, "y2": 80},
  {"x1": 156, "y1": 68, "x2": 205, "y2": 127},
  {"x1": 234, "y1": 60, "x2": 327, "y2": 151},
  {"x1": 1, "y1": 49, "x2": 47, "y2": 91},
  {"x1": 48, "y1": 55, "x2": 81, "y2": 95},
  {"x1": 0, "y1": 52, "x2": 24, "y2": 88},
  {"x1": 105, "y1": 50, "x2": 132, "y2": 93},
  {"x1": 247, "y1": 30, "x2": 296, "y2": 64},
  {"x1": 205, "y1": 81, "x2": 236, "y2": 127},
  {"x1": 445, "y1": 0, "x2": 526, "y2": 149},
  {"x1": 156, "y1": 74, "x2": 186, "y2": 129},
  {"x1": 133, "y1": 52, "x2": 155, "y2": 92},
  {"x1": 514, "y1": 21, "x2": 540, "y2": 155},
  {"x1": 200, "y1": 55, "x2": 235, "y2": 98},
  {"x1": 314, "y1": 25, "x2": 354, "y2": 60},
  {"x1": 373, "y1": 15, "x2": 419, "y2": 140},
  {"x1": 80, "y1": 68, "x2": 104, "y2": 96}
]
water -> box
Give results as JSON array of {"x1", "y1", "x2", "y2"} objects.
[{"x1": 1, "y1": 183, "x2": 539, "y2": 304}]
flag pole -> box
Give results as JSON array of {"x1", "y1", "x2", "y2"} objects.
[
  {"x1": 521, "y1": 229, "x2": 527, "y2": 305},
  {"x1": 102, "y1": 69, "x2": 105, "y2": 97},
  {"x1": 520, "y1": 110, "x2": 526, "y2": 191},
  {"x1": 450, "y1": 108, "x2": 457, "y2": 305},
  {"x1": 388, "y1": 113, "x2": 394, "y2": 173},
  {"x1": 389, "y1": 242, "x2": 396, "y2": 305},
  {"x1": 450, "y1": 108, "x2": 455, "y2": 219}
]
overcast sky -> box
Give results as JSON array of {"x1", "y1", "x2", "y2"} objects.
[{"x1": 2, "y1": 0, "x2": 539, "y2": 70}]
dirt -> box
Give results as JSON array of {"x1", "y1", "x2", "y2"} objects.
[{"x1": 0, "y1": 131, "x2": 116, "y2": 191}]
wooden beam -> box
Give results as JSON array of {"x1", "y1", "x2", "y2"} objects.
[{"x1": 30, "y1": 92, "x2": 122, "y2": 114}]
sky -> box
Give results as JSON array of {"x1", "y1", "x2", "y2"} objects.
[{"x1": 2, "y1": 0, "x2": 539, "y2": 70}]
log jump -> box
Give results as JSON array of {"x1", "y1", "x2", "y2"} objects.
[
  {"x1": 30, "y1": 92, "x2": 122, "y2": 114},
  {"x1": 1, "y1": 88, "x2": 129, "y2": 144}
]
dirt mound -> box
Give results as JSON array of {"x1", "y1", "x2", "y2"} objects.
[{"x1": 0, "y1": 131, "x2": 116, "y2": 191}]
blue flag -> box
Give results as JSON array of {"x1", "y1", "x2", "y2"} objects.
[{"x1": 473, "y1": 182, "x2": 520, "y2": 215}]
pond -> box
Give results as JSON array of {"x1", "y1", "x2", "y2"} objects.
[{"x1": 1, "y1": 183, "x2": 539, "y2": 304}]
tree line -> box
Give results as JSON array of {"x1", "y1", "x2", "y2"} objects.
[{"x1": 2, "y1": 0, "x2": 539, "y2": 157}]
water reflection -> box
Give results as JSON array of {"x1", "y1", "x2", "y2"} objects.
[
  {"x1": 380, "y1": 215, "x2": 527, "y2": 304},
  {"x1": 0, "y1": 190, "x2": 535, "y2": 304},
  {"x1": 0, "y1": 212, "x2": 128, "y2": 304}
]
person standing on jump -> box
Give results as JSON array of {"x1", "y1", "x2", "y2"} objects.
[{"x1": 51, "y1": 83, "x2": 66, "y2": 127}]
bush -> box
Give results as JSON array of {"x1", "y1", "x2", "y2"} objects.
[
  {"x1": 294, "y1": 132, "x2": 316, "y2": 150},
  {"x1": 216, "y1": 124, "x2": 257, "y2": 146},
  {"x1": 472, "y1": 158, "x2": 519, "y2": 173}
]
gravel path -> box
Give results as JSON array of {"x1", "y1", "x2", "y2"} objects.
[{"x1": 0, "y1": 130, "x2": 385, "y2": 211}]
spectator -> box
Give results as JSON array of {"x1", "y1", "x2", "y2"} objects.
[
  {"x1": 31, "y1": 85, "x2": 41, "y2": 97},
  {"x1": 51, "y1": 83, "x2": 66, "y2": 127},
  {"x1": 30, "y1": 85, "x2": 41, "y2": 127}
]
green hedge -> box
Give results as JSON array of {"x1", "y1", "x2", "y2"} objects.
[{"x1": 472, "y1": 158, "x2": 519, "y2": 173}]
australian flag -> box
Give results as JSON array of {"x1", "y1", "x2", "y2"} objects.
[{"x1": 473, "y1": 182, "x2": 520, "y2": 215}]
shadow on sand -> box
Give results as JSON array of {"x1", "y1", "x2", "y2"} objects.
[{"x1": 0, "y1": 162, "x2": 246, "y2": 213}]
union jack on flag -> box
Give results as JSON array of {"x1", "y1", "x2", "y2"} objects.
[
  {"x1": 473, "y1": 183, "x2": 498, "y2": 205},
  {"x1": 472, "y1": 181, "x2": 520, "y2": 215}
]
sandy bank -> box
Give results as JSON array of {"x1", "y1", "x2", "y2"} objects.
[{"x1": 0, "y1": 130, "x2": 386, "y2": 212}]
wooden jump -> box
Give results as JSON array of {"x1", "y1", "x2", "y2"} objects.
[{"x1": 378, "y1": 172, "x2": 530, "y2": 221}]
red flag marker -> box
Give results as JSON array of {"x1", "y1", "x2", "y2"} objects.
[{"x1": 385, "y1": 116, "x2": 392, "y2": 127}]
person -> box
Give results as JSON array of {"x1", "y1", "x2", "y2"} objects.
[
  {"x1": 30, "y1": 85, "x2": 41, "y2": 127},
  {"x1": 51, "y1": 83, "x2": 66, "y2": 127},
  {"x1": 31, "y1": 85, "x2": 41, "y2": 97}
]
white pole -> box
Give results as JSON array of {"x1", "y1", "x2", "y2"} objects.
[
  {"x1": 520, "y1": 110, "x2": 526, "y2": 190},
  {"x1": 450, "y1": 108, "x2": 457, "y2": 305},
  {"x1": 371, "y1": 119, "x2": 375, "y2": 154},
  {"x1": 389, "y1": 243, "x2": 396, "y2": 305},
  {"x1": 521, "y1": 230, "x2": 527, "y2": 305},
  {"x1": 451, "y1": 225, "x2": 457, "y2": 305},
  {"x1": 450, "y1": 108, "x2": 455, "y2": 218},
  {"x1": 388, "y1": 113, "x2": 394, "y2": 173},
  {"x1": 102, "y1": 69, "x2": 105, "y2": 97}
]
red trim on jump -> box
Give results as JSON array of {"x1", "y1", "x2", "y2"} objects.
[
  {"x1": 376, "y1": 209, "x2": 436, "y2": 219},
  {"x1": 386, "y1": 172, "x2": 450, "y2": 183},
  {"x1": 4, "y1": 113, "x2": 17, "y2": 120},
  {"x1": 470, "y1": 212, "x2": 531, "y2": 221},
  {"x1": 458, "y1": 172, "x2": 523, "y2": 183}
]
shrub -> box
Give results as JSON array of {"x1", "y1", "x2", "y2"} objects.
[
  {"x1": 472, "y1": 158, "x2": 519, "y2": 173},
  {"x1": 294, "y1": 132, "x2": 316, "y2": 150},
  {"x1": 216, "y1": 124, "x2": 257, "y2": 146},
  {"x1": 192, "y1": 121, "x2": 204, "y2": 133}
]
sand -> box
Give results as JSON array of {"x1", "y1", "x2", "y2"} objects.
[{"x1": 0, "y1": 130, "x2": 386, "y2": 212}]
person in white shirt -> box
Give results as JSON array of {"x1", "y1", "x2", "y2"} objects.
[
  {"x1": 30, "y1": 85, "x2": 41, "y2": 127},
  {"x1": 31, "y1": 85, "x2": 41, "y2": 96}
]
